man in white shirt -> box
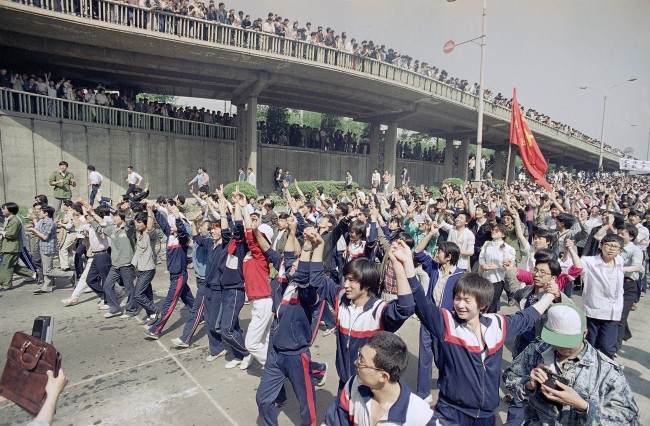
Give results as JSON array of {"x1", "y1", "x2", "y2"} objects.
[
  {"x1": 439, "y1": 212, "x2": 475, "y2": 271},
  {"x1": 580, "y1": 233, "x2": 625, "y2": 358},
  {"x1": 247, "y1": 167, "x2": 257, "y2": 187},
  {"x1": 126, "y1": 165, "x2": 143, "y2": 197},
  {"x1": 87, "y1": 165, "x2": 103, "y2": 206}
]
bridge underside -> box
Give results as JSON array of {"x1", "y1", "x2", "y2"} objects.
[{"x1": 0, "y1": 3, "x2": 617, "y2": 170}]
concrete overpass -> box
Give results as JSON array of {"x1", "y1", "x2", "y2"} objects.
[{"x1": 0, "y1": 0, "x2": 619, "y2": 199}]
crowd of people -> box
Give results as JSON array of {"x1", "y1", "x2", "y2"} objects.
[
  {"x1": 12, "y1": 0, "x2": 632, "y2": 158},
  {"x1": 258, "y1": 122, "x2": 370, "y2": 155},
  {"x1": 1, "y1": 157, "x2": 648, "y2": 425}
]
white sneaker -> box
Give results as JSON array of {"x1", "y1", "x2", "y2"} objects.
[
  {"x1": 224, "y1": 358, "x2": 242, "y2": 369},
  {"x1": 239, "y1": 354, "x2": 253, "y2": 370},
  {"x1": 104, "y1": 311, "x2": 122, "y2": 319},
  {"x1": 205, "y1": 350, "x2": 227, "y2": 362},
  {"x1": 170, "y1": 338, "x2": 189, "y2": 349},
  {"x1": 98, "y1": 303, "x2": 110, "y2": 311}
]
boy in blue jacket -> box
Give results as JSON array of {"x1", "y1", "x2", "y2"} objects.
[
  {"x1": 306, "y1": 220, "x2": 415, "y2": 391},
  {"x1": 394, "y1": 239, "x2": 558, "y2": 425},
  {"x1": 413, "y1": 240, "x2": 465, "y2": 401},
  {"x1": 256, "y1": 217, "x2": 324, "y2": 426},
  {"x1": 145, "y1": 201, "x2": 195, "y2": 339}
]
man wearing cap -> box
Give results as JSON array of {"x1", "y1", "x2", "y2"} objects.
[{"x1": 503, "y1": 304, "x2": 639, "y2": 425}]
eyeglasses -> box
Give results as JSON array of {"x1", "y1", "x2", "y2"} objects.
[
  {"x1": 602, "y1": 243, "x2": 621, "y2": 250},
  {"x1": 532, "y1": 268, "x2": 551, "y2": 277},
  {"x1": 354, "y1": 351, "x2": 383, "y2": 372}
]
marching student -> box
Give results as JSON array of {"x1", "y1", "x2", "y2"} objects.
[
  {"x1": 403, "y1": 237, "x2": 559, "y2": 425},
  {"x1": 26, "y1": 205, "x2": 58, "y2": 294},
  {"x1": 307, "y1": 217, "x2": 415, "y2": 391},
  {"x1": 412, "y1": 238, "x2": 465, "y2": 402},
  {"x1": 80, "y1": 203, "x2": 112, "y2": 309},
  {"x1": 239, "y1": 207, "x2": 274, "y2": 369},
  {"x1": 0, "y1": 202, "x2": 37, "y2": 289},
  {"x1": 325, "y1": 331, "x2": 439, "y2": 426},
  {"x1": 145, "y1": 201, "x2": 195, "y2": 339},
  {"x1": 131, "y1": 204, "x2": 158, "y2": 324},
  {"x1": 217, "y1": 191, "x2": 251, "y2": 369},
  {"x1": 580, "y1": 233, "x2": 625, "y2": 358},
  {"x1": 125, "y1": 165, "x2": 143, "y2": 197},
  {"x1": 171, "y1": 214, "x2": 210, "y2": 349},
  {"x1": 256, "y1": 219, "x2": 323, "y2": 426}
]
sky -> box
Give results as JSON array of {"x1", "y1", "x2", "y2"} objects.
[{"x1": 177, "y1": 0, "x2": 650, "y2": 159}]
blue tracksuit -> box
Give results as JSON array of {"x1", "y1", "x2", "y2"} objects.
[
  {"x1": 149, "y1": 211, "x2": 195, "y2": 336},
  {"x1": 409, "y1": 277, "x2": 542, "y2": 423},
  {"x1": 218, "y1": 220, "x2": 249, "y2": 359},
  {"x1": 178, "y1": 236, "x2": 209, "y2": 344},
  {"x1": 310, "y1": 261, "x2": 415, "y2": 389},
  {"x1": 415, "y1": 251, "x2": 466, "y2": 399},
  {"x1": 256, "y1": 255, "x2": 322, "y2": 426}
]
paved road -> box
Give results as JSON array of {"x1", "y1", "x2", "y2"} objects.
[{"x1": 0, "y1": 267, "x2": 648, "y2": 425}]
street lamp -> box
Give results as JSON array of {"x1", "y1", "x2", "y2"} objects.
[
  {"x1": 579, "y1": 77, "x2": 637, "y2": 170},
  {"x1": 445, "y1": 0, "x2": 487, "y2": 182}
]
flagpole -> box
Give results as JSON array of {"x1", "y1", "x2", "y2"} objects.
[{"x1": 504, "y1": 142, "x2": 513, "y2": 185}]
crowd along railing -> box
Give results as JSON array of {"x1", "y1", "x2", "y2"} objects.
[
  {"x1": 8, "y1": 0, "x2": 615, "y2": 157},
  {"x1": 0, "y1": 88, "x2": 238, "y2": 140}
]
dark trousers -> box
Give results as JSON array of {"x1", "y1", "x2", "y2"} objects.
[
  {"x1": 126, "y1": 183, "x2": 137, "y2": 197},
  {"x1": 86, "y1": 252, "x2": 111, "y2": 301},
  {"x1": 416, "y1": 324, "x2": 435, "y2": 399},
  {"x1": 618, "y1": 279, "x2": 638, "y2": 347},
  {"x1": 587, "y1": 317, "x2": 619, "y2": 358},
  {"x1": 106, "y1": 264, "x2": 136, "y2": 314},
  {"x1": 149, "y1": 271, "x2": 195, "y2": 336},
  {"x1": 73, "y1": 242, "x2": 86, "y2": 279},
  {"x1": 179, "y1": 278, "x2": 207, "y2": 344},
  {"x1": 435, "y1": 401, "x2": 495, "y2": 426},
  {"x1": 203, "y1": 286, "x2": 225, "y2": 355},
  {"x1": 89, "y1": 184, "x2": 100, "y2": 205},
  {"x1": 256, "y1": 348, "x2": 317, "y2": 426},
  {"x1": 134, "y1": 269, "x2": 157, "y2": 316},
  {"x1": 220, "y1": 288, "x2": 249, "y2": 359},
  {"x1": 487, "y1": 280, "x2": 505, "y2": 313}
]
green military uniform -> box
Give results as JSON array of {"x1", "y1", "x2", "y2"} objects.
[
  {"x1": 0, "y1": 216, "x2": 34, "y2": 288},
  {"x1": 48, "y1": 170, "x2": 75, "y2": 201}
]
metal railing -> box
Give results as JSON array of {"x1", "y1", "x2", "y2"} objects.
[
  {"x1": 0, "y1": 88, "x2": 237, "y2": 140},
  {"x1": 6, "y1": 0, "x2": 616, "y2": 158}
]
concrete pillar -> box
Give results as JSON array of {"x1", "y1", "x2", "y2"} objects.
[
  {"x1": 246, "y1": 96, "x2": 258, "y2": 173},
  {"x1": 443, "y1": 139, "x2": 454, "y2": 178},
  {"x1": 384, "y1": 122, "x2": 397, "y2": 188},
  {"x1": 368, "y1": 121, "x2": 381, "y2": 180},
  {"x1": 236, "y1": 102, "x2": 247, "y2": 177},
  {"x1": 458, "y1": 138, "x2": 470, "y2": 181},
  {"x1": 492, "y1": 150, "x2": 507, "y2": 180}
]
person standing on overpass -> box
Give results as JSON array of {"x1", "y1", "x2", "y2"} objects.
[{"x1": 126, "y1": 165, "x2": 143, "y2": 197}]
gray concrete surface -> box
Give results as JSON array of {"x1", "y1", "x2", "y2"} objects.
[{"x1": 0, "y1": 267, "x2": 648, "y2": 425}]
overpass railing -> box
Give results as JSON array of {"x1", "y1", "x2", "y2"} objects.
[
  {"x1": 0, "y1": 88, "x2": 237, "y2": 140},
  {"x1": 8, "y1": 0, "x2": 614, "y2": 158}
]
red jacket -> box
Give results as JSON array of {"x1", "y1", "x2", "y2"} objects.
[{"x1": 243, "y1": 229, "x2": 271, "y2": 300}]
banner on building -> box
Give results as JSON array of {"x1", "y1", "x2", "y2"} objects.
[{"x1": 619, "y1": 158, "x2": 650, "y2": 173}]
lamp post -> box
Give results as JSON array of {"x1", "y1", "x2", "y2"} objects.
[
  {"x1": 445, "y1": 0, "x2": 487, "y2": 182},
  {"x1": 579, "y1": 78, "x2": 637, "y2": 170}
]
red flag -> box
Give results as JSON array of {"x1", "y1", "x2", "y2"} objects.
[{"x1": 509, "y1": 88, "x2": 552, "y2": 190}]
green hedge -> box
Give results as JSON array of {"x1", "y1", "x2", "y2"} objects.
[
  {"x1": 285, "y1": 181, "x2": 358, "y2": 198},
  {"x1": 442, "y1": 177, "x2": 465, "y2": 188},
  {"x1": 223, "y1": 182, "x2": 258, "y2": 200}
]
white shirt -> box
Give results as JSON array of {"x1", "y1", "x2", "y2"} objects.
[
  {"x1": 440, "y1": 222, "x2": 475, "y2": 270},
  {"x1": 247, "y1": 172, "x2": 257, "y2": 187},
  {"x1": 620, "y1": 242, "x2": 643, "y2": 281},
  {"x1": 479, "y1": 240, "x2": 516, "y2": 283},
  {"x1": 89, "y1": 171, "x2": 103, "y2": 185},
  {"x1": 127, "y1": 171, "x2": 142, "y2": 184},
  {"x1": 581, "y1": 255, "x2": 624, "y2": 321},
  {"x1": 635, "y1": 223, "x2": 649, "y2": 250}
]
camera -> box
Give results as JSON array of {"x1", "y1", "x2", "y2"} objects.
[
  {"x1": 543, "y1": 367, "x2": 568, "y2": 390},
  {"x1": 31, "y1": 316, "x2": 53, "y2": 344}
]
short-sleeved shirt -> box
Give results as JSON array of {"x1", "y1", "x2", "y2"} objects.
[
  {"x1": 35, "y1": 218, "x2": 57, "y2": 255},
  {"x1": 89, "y1": 170, "x2": 103, "y2": 185},
  {"x1": 127, "y1": 171, "x2": 142, "y2": 184}
]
